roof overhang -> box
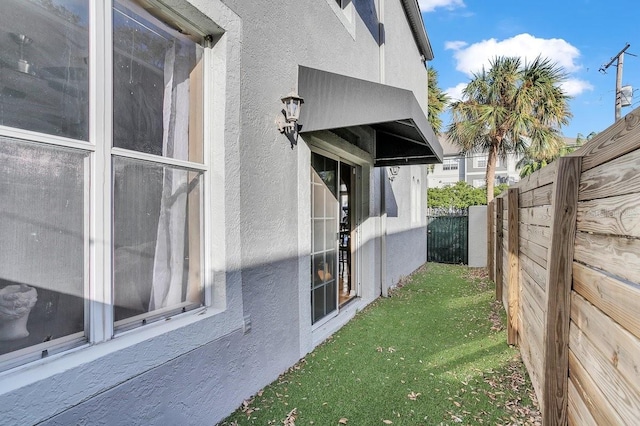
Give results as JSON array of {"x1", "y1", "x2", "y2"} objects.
[
  {"x1": 298, "y1": 66, "x2": 443, "y2": 167},
  {"x1": 400, "y1": 0, "x2": 434, "y2": 62}
]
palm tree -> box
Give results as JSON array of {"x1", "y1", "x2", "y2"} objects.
[
  {"x1": 447, "y1": 56, "x2": 571, "y2": 202},
  {"x1": 427, "y1": 66, "x2": 449, "y2": 135},
  {"x1": 517, "y1": 131, "x2": 597, "y2": 178},
  {"x1": 517, "y1": 157, "x2": 549, "y2": 178}
]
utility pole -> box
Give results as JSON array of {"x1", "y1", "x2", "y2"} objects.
[{"x1": 599, "y1": 43, "x2": 631, "y2": 121}]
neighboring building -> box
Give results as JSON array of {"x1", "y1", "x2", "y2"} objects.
[
  {"x1": 0, "y1": 0, "x2": 442, "y2": 424},
  {"x1": 427, "y1": 136, "x2": 466, "y2": 187},
  {"x1": 465, "y1": 151, "x2": 521, "y2": 188},
  {"x1": 428, "y1": 136, "x2": 576, "y2": 188}
]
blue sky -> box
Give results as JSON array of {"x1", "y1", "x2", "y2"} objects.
[{"x1": 420, "y1": 0, "x2": 640, "y2": 138}]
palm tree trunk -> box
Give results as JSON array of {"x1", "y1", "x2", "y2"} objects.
[{"x1": 486, "y1": 144, "x2": 498, "y2": 203}]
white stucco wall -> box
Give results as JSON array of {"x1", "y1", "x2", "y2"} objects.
[
  {"x1": 468, "y1": 206, "x2": 488, "y2": 268},
  {"x1": 384, "y1": 165, "x2": 428, "y2": 290},
  {"x1": 382, "y1": 0, "x2": 429, "y2": 107},
  {"x1": 0, "y1": 1, "x2": 435, "y2": 424}
]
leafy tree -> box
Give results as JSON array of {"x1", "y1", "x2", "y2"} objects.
[
  {"x1": 427, "y1": 181, "x2": 508, "y2": 209},
  {"x1": 427, "y1": 66, "x2": 449, "y2": 135},
  {"x1": 447, "y1": 56, "x2": 571, "y2": 202}
]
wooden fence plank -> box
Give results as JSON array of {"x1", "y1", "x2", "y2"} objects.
[
  {"x1": 496, "y1": 197, "x2": 504, "y2": 302},
  {"x1": 574, "y1": 231, "x2": 640, "y2": 285},
  {"x1": 507, "y1": 188, "x2": 520, "y2": 345},
  {"x1": 573, "y1": 262, "x2": 640, "y2": 340},
  {"x1": 521, "y1": 267, "x2": 545, "y2": 314},
  {"x1": 571, "y1": 292, "x2": 640, "y2": 394},
  {"x1": 520, "y1": 205, "x2": 553, "y2": 226},
  {"x1": 488, "y1": 200, "x2": 495, "y2": 282},
  {"x1": 516, "y1": 160, "x2": 559, "y2": 193},
  {"x1": 519, "y1": 237, "x2": 547, "y2": 269},
  {"x1": 542, "y1": 156, "x2": 581, "y2": 425},
  {"x1": 569, "y1": 324, "x2": 640, "y2": 424},
  {"x1": 568, "y1": 380, "x2": 598, "y2": 426},
  {"x1": 521, "y1": 283, "x2": 544, "y2": 344},
  {"x1": 502, "y1": 249, "x2": 508, "y2": 310},
  {"x1": 519, "y1": 333, "x2": 544, "y2": 408},
  {"x1": 568, "y1": 350, "x2": 625, "y2": 426},
  {"x1": 577, "y1": 191, "x2": 640, "y2": 238},
  {"x1": 520, "y1": 183, "x2": 553, "y2": 208},
  {"x1": 520, "y1": 253, "x2": 547, "y2": 291},
  {"x1": 519, "y1": 223, "x2": 552, "y2": 249},
  {"x1": 579, "y1": 148, "x2": 640, "y2": 201},
  {"x1": 569, "y1": 107, "x2": 640, "y2": 172}
]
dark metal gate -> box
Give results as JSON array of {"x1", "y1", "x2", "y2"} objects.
[{"x1": 427, "y1": 208, "x2": 468, "y2": 264}]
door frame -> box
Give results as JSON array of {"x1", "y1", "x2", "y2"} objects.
[{"x1": 309, "y1": 145, "x2": 362, "y2": 328}]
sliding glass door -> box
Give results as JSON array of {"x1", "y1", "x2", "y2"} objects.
[{"x1": 310, "y1": 153, "x2": 339, "y2": 324}]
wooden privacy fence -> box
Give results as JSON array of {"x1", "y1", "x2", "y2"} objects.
[{"x1": 488, "y1": 109, "x2": 640, "y2": 425}]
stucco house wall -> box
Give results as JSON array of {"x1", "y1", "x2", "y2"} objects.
[{"x1": 0, "y1": 1, "x2": 440, "y2": 424}]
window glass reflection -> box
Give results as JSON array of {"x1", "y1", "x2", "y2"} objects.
[
  {"x1": 113, "y1": 156, "x2": 204, "y2": 324},
  {"x1": 0, "y1": 0, "x2": 89, "y2": 140},
  {"x1": 113, "y1": 1, "x2": 204, "y2": 162},
  {"x1": 0, "y1": 137, "x2": 87, "y2": 355}
]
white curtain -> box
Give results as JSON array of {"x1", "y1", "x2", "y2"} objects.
[{"x1": 149, "y1": 41, "x2": 191, "y2": 311}]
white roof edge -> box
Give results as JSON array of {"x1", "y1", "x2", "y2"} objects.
[{"x1": 400, "y1": 0, "x2": 434, "y2": 62}]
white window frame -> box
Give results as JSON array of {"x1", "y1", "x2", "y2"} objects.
[
  {"x1": 326, "y1": 0, "x2": 355, "y2": 39},
  {"x1": 0, "y1": 6, "x2": 243, "y2": 421},
  {"x1": 0, "y1": 0, "x2": 213, "y2": 372},
  {"x1": 472, "y1": 179, "x2": 485, "y2": 188},
  {"x1": 473, "y1": 155, "x2": 500, "y2": 169},
  {"x1": 442, "y1": 158, "x2": 459, "y2": 171}
]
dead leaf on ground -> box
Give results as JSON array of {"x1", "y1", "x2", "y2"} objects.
[
  {"x1": 382, "y1": 420, "x2": 393, "y2": 424},
  {"x1": 407, "y1": 391, "x2": 421, "y2": 400},
  {"x1": 283, "y1": 408, "x2": 297, "y2": 426}
]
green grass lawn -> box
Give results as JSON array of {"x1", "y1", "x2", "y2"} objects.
[{"x1": 220, "y1": 263, "x2": 540, "y2": 426}]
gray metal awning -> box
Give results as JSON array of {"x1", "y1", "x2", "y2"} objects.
[{"x1": 298, "y1": 66, "x2": 443, "y2": 166}]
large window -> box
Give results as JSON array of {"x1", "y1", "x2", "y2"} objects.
[{"x1": 0, "y1": 0, "x2": 207, "y2": 369}]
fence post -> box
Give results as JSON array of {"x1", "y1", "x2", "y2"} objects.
[
  {"x1": 507, "y1": 188, "x2": 519, "y2": 345},
  {"x1": 487, "y1": 200, "x2": 495, "y2": 282},
  {"x1": 542, "y1": 156, "x2": 581, "y2": 425},
  {"x1": 495, "y1": 197, "x2": 504, "y2": 302}
]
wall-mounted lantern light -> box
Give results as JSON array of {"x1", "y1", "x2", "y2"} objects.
[
  {"x1": 388, "y1": 166, "x2": 400, "y2": 181},
  {"x1": 276, "y1": 91, "x2": 304, "y2": 146}
]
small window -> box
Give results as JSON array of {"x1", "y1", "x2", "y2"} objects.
[
  {"x1": 442, "y1": 159, "x2": 459, "y2": 171},
  {"x1": 474, "y1": 156, "x2": 487, "y2": 169},
  {"x1": 326, "y1": 0, "x2": 355, "y2": 37},
  {"x1": 473, "y1": 156, "x2": 500, "y2": 169}
]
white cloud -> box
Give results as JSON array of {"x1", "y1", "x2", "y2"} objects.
[
  {"x1": 444, "y1": 83, "x2": 467, "y2": 102},
  {"x1": 561, "y1": 79, "x2": 594, "y2": 97},
  {"x1": 448, "y1": 33, "x2": 581, "y2": 76},
  {"x1": 444, "y1": 40, "x2": 467, "y2": 51},
  {"x1": 445, "y1": 33, "x2": 592, "y2": 96},
  {"x1": 419, "y1": 0, "x2": 465, "y2": 13}
]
